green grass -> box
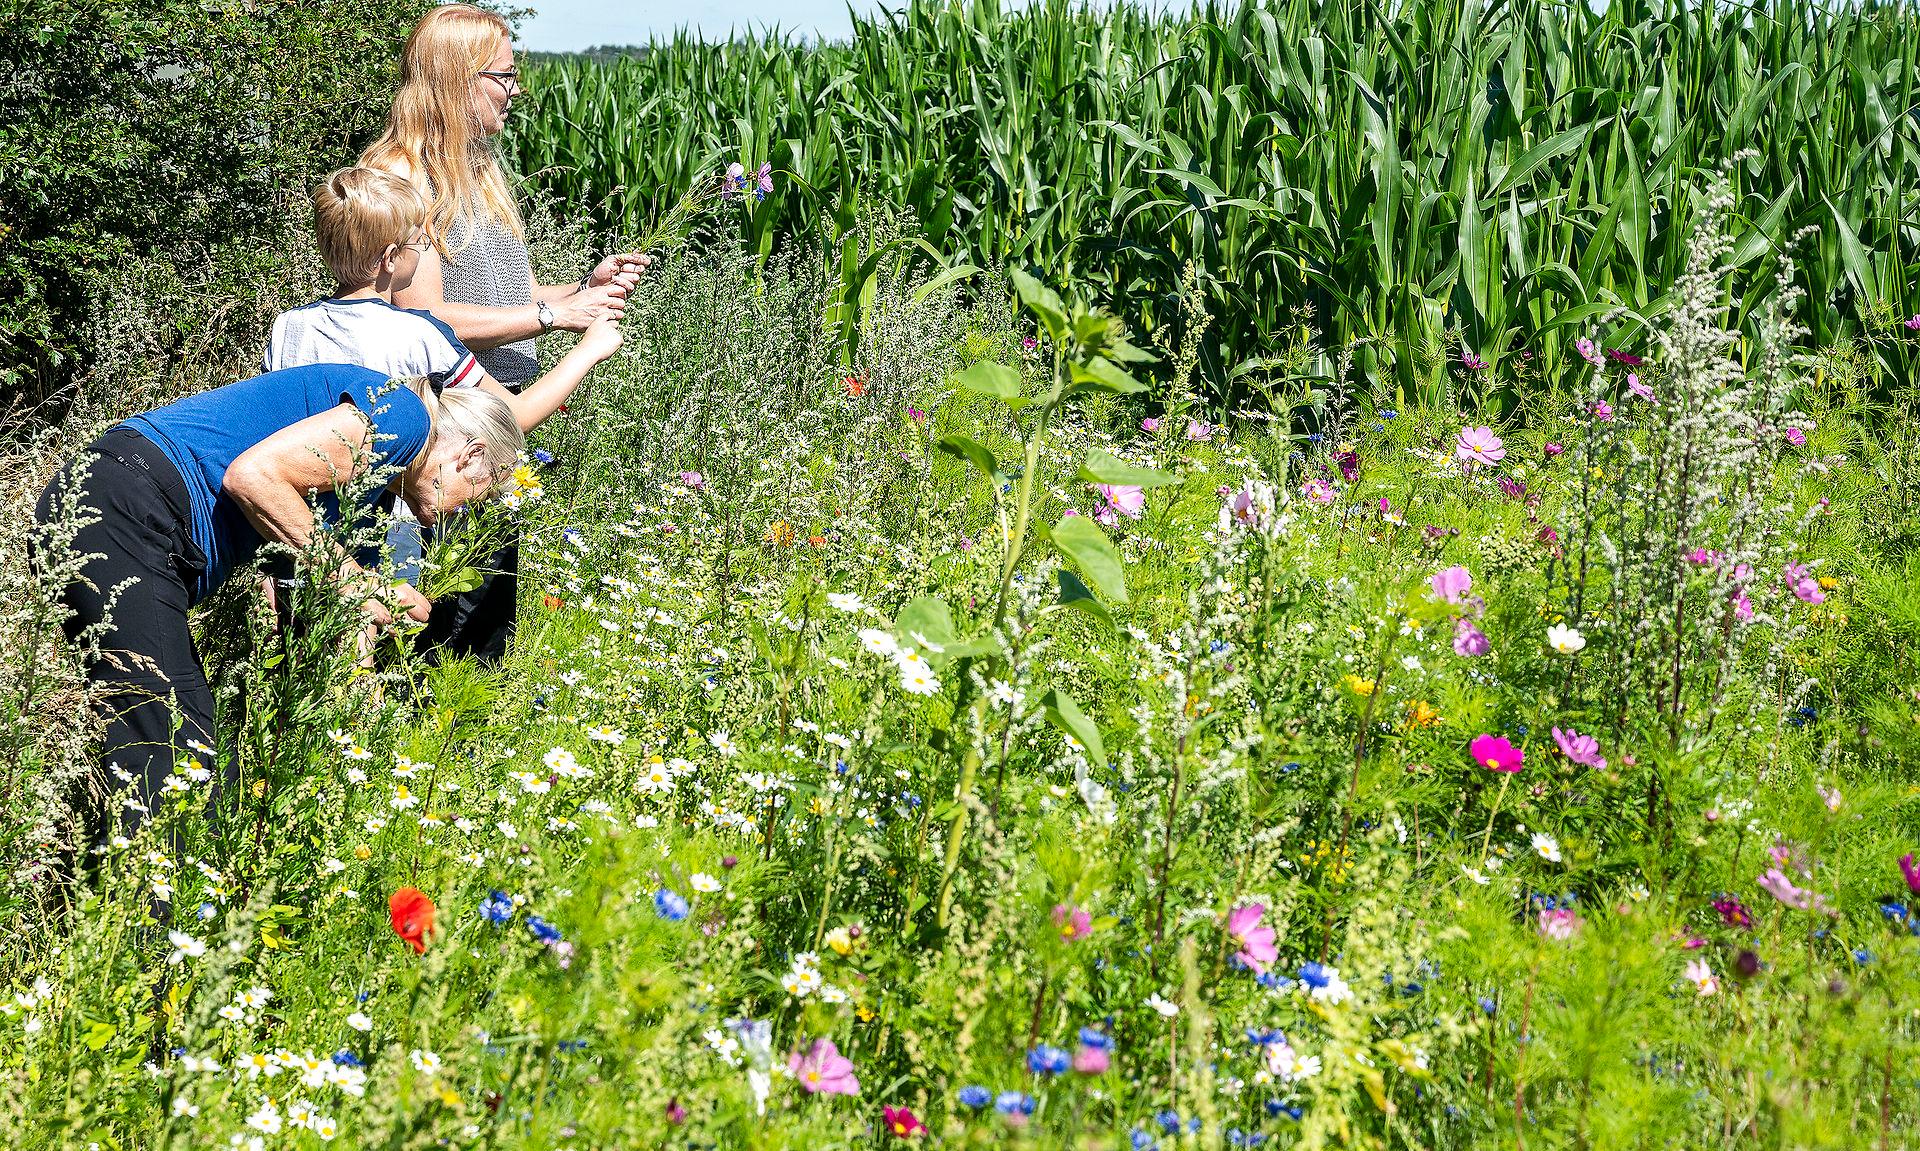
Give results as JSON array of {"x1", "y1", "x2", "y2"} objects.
[{"x1": 2, "y1": 202, "x2": 1919, "y2": 1147}]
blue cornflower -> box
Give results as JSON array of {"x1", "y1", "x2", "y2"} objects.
[
  {"x1": 654, "y1": 889, "x2": 691, "y2": 921},
  {"x1": 1881, "y1": 902, "x2": 1909, "y2": 921},
  {"x1": 1853, "y1": 948, "x2": 1874, "y2": 965},
  {"x1": 957, "y1": 1085, "x2": 992, "y2": 1109},
  {"x1": 1270, "y1": 1101, "x2": 1304, "y2": 1120},
  {"x1": 1130, "y1": 1130, "x2": 1158, "y2": 1151},
  {"x1": 1210, "y1": 639, "x2": 1229, "y2": 653},
  {"x1": 196, "y1": 902, "x2": 216, "y2": 921},
  {"x1": 1478, "y1": 996, "x2": 1498, "y2": 1015},
  {"x1": 169, "y1": 1045, "x2": 186, "y2": 1057},
  {"x1": 1297, "y1": 961, "x2": 1333, "y2": 989},
  {"x1": 557, "y1": 1038, "x2": 589, "y2": 1052},
  {"x1": 1226, "y1": 1130, "x2": 1266, "y2": 1147},
  {"x1": 332, "y1": 1049, "x2": 364, "y2": 1068},
  {"x1": 1155, "y1": 1109, "x2": 1182, "y2": 1134},
  {"x1": 994, "y1": 1091, "x2": 1034, "y2": 1116},
  {"x1": 1077, "y1": 1027, "x2": 1112, "y2": 1050},
  {"x1": 1279, "y1": 761, "x2": 1301, "y2": 774},
  {"x1": 1028, "y1": 1044, "x2": 1071, "y2": 1075},
  {"x1": 479, "y1": 890, "x2": 515, "y2": 925},
  {"x1": 532, "y1": 448, "x2": 555, "y2": 465},
  {"x1": 1308, "y1": 432, "x2": 1323, "y2": 443},
  {"x1": 1246, "y1": 1028, "x2": 1283, "y2": 1047},
  {"x1": 526, "y1": 915, "x2": 564, "y2": 944},
  {"x1": 1380, "y1": 409, "x2": 1398, "y2": 419},
  {"x1": 1255, "y1": 971, "x2": 1292, "y2": 991}
]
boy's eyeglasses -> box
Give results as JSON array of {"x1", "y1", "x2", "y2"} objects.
[{"x1": 477, "y1": 68, "x2": 520, "y2": 94}]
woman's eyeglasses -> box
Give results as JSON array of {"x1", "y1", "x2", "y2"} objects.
[{"x1": 477, "y1": 68, "x2": 520, "y2": 95}]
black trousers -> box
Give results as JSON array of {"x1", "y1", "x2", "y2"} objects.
[
  {"x1": 420, "y1": 539, "x2": 518, "y2": 664},
  {"x1": 34, "y1": 428, "x2": 215, "y2": 842}
]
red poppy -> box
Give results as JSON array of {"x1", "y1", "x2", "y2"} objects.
[
  {"x1": 843, "y1": 375, "x2": 867, "y2": 397},
  {"x1": 390, "y1": 887, "x2": 436, "y2": 954}
]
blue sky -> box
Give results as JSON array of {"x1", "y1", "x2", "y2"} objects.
[{"x1": 515, "y1": 0, "x2": 893, "y2": 50}]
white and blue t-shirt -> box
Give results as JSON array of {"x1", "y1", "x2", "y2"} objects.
[{"x1": 264, "y1": 297, "x2": 482, "y2": 393}]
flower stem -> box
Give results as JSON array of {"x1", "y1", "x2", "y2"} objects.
[{"x1": 1479, "y1": 773, "x2": 1512, "y2": 867}]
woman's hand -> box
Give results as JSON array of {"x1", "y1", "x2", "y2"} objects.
[
  {"x1": 588, "y1": 251, "x2": 651, "y2": 290},
  {"x1": 547, "y1": 283, "x2": 628, "y2": 332}
]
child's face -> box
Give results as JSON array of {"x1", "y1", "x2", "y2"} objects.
[{"x1": 383, "y1": 226, "x2": 431, "y2": 292}]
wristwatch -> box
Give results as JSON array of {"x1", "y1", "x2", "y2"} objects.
[{"x1": 536, "y1": 299, "x2": 555, "y2": 334}]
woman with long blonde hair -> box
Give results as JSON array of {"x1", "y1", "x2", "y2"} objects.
[{"x1": 361, "y1": 3, "x2": 645, "y2": 660}]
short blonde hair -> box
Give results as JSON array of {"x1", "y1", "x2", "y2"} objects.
[
  {"x1": 407, "y1": 379, "x2": 524, "y2": 480},
  {"x1": 313, "y1": 167, "x2": 430, "y2": 288}
]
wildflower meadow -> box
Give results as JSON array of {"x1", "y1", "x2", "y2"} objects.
[{"x1": 7, "y1": 5, "x2": 1920, "y2": 1150}]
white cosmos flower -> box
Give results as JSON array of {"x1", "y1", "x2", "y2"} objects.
[
  {"x1": 1545, "y1": 623, "x2": 1586, "y2": 654},
  {"x1": 857, "y1": 628, "x2": 900, "y2": 658},
  {"x1": 1531, "y1": 832, "x2": 1563, "y2": 863},
  {"x1": 171, "y1": 1095, "x2": 198, "y2": 1118},
  {"x1": 345, "y1": 1012, "x2": 372, "y2": 1032},
  {"x1": 1145, "y1": 993, "x2": 1179, "y2": 1017},
  {"x1": 166, "y1": 931, "x2": 205, "y2": 965}
]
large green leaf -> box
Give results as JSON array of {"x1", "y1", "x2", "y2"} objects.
[
  {"x1": 1050, "y1": 514, "x2": 1128, "y2": 604},
  {"x1": 954, "y1": 360, "x2": 1021, "y2": 400},
  {"x1": 937, "y1": 434, "x2": 1003, "y2": 481},
  {"x1": 1075, "y1": 448, "x2": 1178, "y2": 489},
  {"x1": 1039, "y1": 687, "x2": 1106, "y2": 767}
]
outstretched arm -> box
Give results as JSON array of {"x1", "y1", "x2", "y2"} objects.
[{"x1": 469, "y1": 318, "x2": 625, "y2": 432}]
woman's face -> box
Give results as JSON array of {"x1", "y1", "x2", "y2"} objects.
[
  {"x1": 403, "y1": 436, "x2": 501, "y2": 525},
  {"x1": 471, "y1": 36, "x2": 518, "y2": 136}
]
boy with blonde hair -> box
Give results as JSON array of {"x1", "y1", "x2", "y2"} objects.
[{"x1": 266, "y1": 167, "x2": 620, "y2": 581}]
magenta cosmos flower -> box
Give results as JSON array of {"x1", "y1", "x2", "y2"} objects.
[
  {"x1": 1428, "y1": 565, "x2": 1472, "y2": 604},
  {"x1": 790, "y1": 1038, "x2": 860, "y2": 1095},
  {"x1": 1095, "y1": 484, "x2": 1146, "y2": 522},
  {"x1": 1901, "y1": 853, "x2": 1920, "y2": 894},
  {"x1": 1052, "y1": 903, "x2": 1092, "y2": 942},
  {"x1": 1627, "y1": 374, "x2": 1654, "y2": 402},
  {"x1": 1551, "y1": 727, "x2": 1606, "y2": 770},
  {"x1": 1454, "y1": 426, "x2": 1506, "y2": 465},
  {"x1": 1574, "y1": 337, "x2": 1604, "y2": 367},
  {"x1": 1470, "y1": 734, "x2": 1523, "y2": 773},
  {"x1": 679, "y1": 470, "x2": 705, "y2": 489},
  {"x1": 1537, "y1": 908, "x2": 1580, "y2": 940},
  {"x1": 1756, "y1": 868, "x2": 1830, "y2": 914},
  {"x1": 1590, "y1": 400, "x2": 1614, "y2": 421},
  {"x1": 1784, "y1": 427, "x2": 1806, "y2": 447},
  {"x1": 1453, "y1": 617, "x2": 1490, "y2": 657},
  {"x1": 1226, "y1": 903, "x2": 1278, "y2": 974}
]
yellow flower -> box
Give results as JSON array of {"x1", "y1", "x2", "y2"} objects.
[
  {"x1": 765, "y1": 520, "x2": 796, "y2": 547},
  {"x1": 353, "y1": 844, "x2": 371, "y2": 860},
  {"x1": 511, "y1": 464, "x2": 539, "y2": 490},
  {"x1": 1340, "y1": 674, "x2": 1376, "y2": 697},
  {"x1": 1818, "y1": 576, "x2": 1838, "y2": 591},
  {"x1": 825, "y1": 926, "x2": 853, "y2": 956},
  {"x1": 855, "y1": 1004, "x2": 876, "y2": 1023},
  {"x1": 1405, "y1": 700, "x2": 1441, "y2": 728}
]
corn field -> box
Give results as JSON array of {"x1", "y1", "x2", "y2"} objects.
[{"x1": 508, "y1": 0, "x2": 1920, "y2": 402}]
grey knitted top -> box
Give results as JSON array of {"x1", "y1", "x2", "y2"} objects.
[{"x1": 442, "y1": 209, "x2": 539, "y2": 387}]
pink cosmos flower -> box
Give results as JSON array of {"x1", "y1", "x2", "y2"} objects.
[
  {"x1": 1591, "y1": 400, "x2": 1614, "y2": 421},
  {"x1": 1052, "y1": 903, "x2": 1092, "y2": 942},
  {"x1": 1185, "y1": 419, "x2": 1213, "y2": 442},
  {"x1": 1470, "y1": 734, "x2": 1523, "y2": 773},
  {"x1": 1454, "y1": 426, "x2": 1506, "y2": 465},
  {"x1": 789, "y1": 1038, "x2": 860, "y2": 1096},
  {"x1": 906, "y1": 407, "x2": 927, "y2": 424},
  {"x1": 1901, "y1": 853, "x2": 1920, "y2": 894},
  {"x1": 1685, "y1": 548, "x2": 1720, "y2": 567},
  {"x1": 1428, "y1": 565, "x2": 1472, "y2": 604},
  {"x1": 1226, "y1": 903, "x2": 1278, "y2": 974},
  {"x1": 1731, "y1": 588, "x2": 1753, "y2": 622},
  {"x1": 1543, "y1": 442, "x2": 1564, "y2": 457},
  {"x1": 1219, "y1": 479, "x2": 1276, "y2": 532},
  {"x1": 1097, "y1": 484, "x2": 1146, "y2": 520},
  {"x1": 1141, "y1": 417, "x2": 1161, "y2": 433},
  {"x1": 1627, "y1": 374, "x2": 1654, "y2": 402},
  {"x1": 1783, "y1": 562, "x2": 1824, "y2": 604},
  {"x1": 1300, "y1": 478, "x2": 1337, "y2": 505},
  {"x1": 1575, "y1": 337, "x2": 1604, "y2": 367},
  {"x1": 1906, "y1": 315, "x2": 1920, "y2": 331},
  {"x1": 679, "y1": 471, "x2": 706, "y2": 489},
  {"x1": 1784, "y1": 427, "x2": 1806, "y2": 447},
  {"x1": 1453, "y1": 617, "x2": 1490, "y2": 657},
  {"x1": 1551, "y1": 727, "x2": 1605, "y2": 770},
  {"x1": 1071, "y1": 1043, "x2": 1111, "y2": 1075},
  {"x1": 1538, "y1": 908, "x2": 1580, "y2": 940},
  {"x1": 1756, "y1": 868, "x2": 1829, "y2": 913}
]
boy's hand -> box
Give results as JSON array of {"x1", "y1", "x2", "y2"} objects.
[{"x1": 578, "y1": 316, "x2": 624, "y2": 363}]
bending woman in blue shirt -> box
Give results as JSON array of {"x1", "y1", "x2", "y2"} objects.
[{"x1": 33, "y1": 362, "x2": 527, "y2": 843}]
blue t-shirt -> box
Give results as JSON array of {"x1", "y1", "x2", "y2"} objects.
[{"x1": 121, "y1": 363, "x2": 433, "y2": 604}]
